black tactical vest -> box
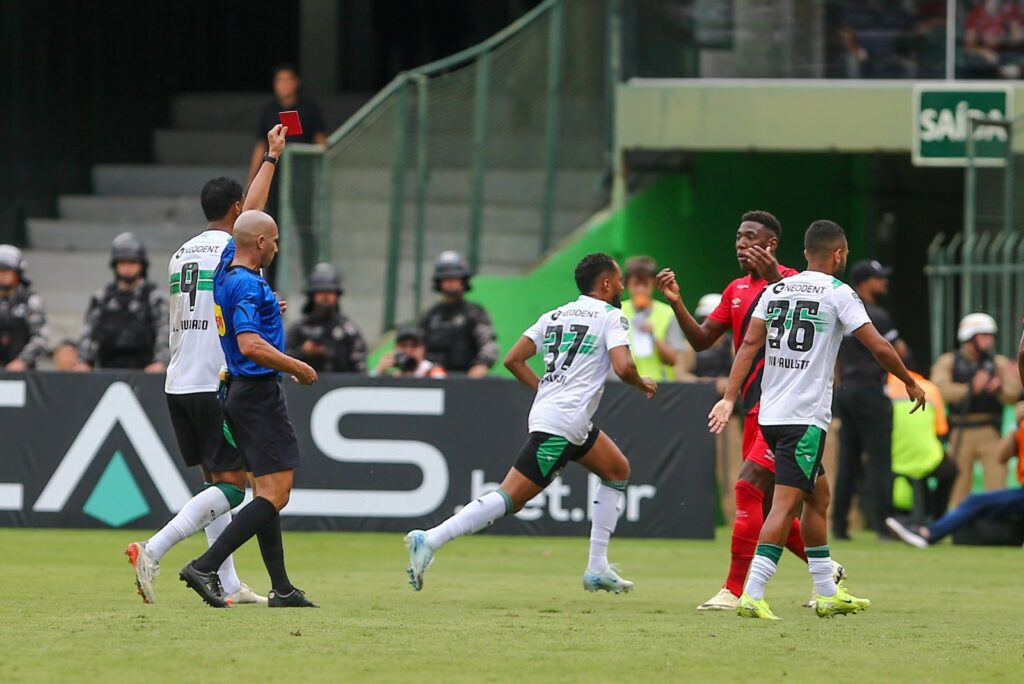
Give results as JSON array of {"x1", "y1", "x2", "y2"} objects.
[
  {"x1": 949, "y1": 350, "x2": 1002, "y2": 419},
  {"x1": 423, "y1": 302, "x2": 478, "y2": 372},
  {"x1": 96, "y1": 282, "x2": 157, "y2": 369},
  {"x1": 0, "y1": 287, "x2": 31, "y2": 366},
  {"x1": 695, "y1": 342, "x2": 734, "y2": 380}
]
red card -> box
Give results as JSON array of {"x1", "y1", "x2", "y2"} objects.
[{"x1": 278, "y1": 110, "x2": 303, "y2": 137}]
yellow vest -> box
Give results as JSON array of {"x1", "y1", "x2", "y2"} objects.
[{"x1": 621, "y1": 299, "x2": 676, "y2": 380}]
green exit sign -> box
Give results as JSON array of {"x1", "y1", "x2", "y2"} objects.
[{"x1": 913, "y1": 84, "x2": 1013, "y2": 167}]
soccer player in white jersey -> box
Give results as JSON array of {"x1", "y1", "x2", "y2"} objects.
[
  {"x1": 125, "y1": 125, "x2": 287, "y2": 605},
  {"x1": 709, "y1": 220, "x2": 925, "y2": 620},
  {"x1": 405, "y1": 253, "x2": 658, "y2": 593},
  {"x1": 403, "y1": 253, "x2": 659, "y2": 589}
]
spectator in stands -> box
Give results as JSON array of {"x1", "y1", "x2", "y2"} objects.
[
  {"x1": 247, "y1": 63, "x2": 327, "y2": 285},
  {"x1": 0, "y1": 245, "x2": 48, "y2": 371},
  {"x1": 375, "y1": 327, "x2": 447, "y2": 379},
  {"x1": 833, "y1": 260, "x2": 901, "y2": 540},
  {"x1": 51, "y1": 339, "x2": 80, "y2": 371},
  {"x1": 74, "y1": 233, "x2": 168, "y2": 372},
  {"x1": 676, "y1": 293, "x2": 741, "y2": 524},
  {"x1": 962, "y1": 0, "x2": 1024, "y2": 78},
  {"x1": 286, "y1": 263, "x2": 367, "y2": 373},
  {"x1": 838, "y1": 0, "x2": 913, "y2": 78},
  {"x1": 931, "y1": 313, "x2": 1021, "y2": 507},
  {"x1": 886, "y1": 400, "x2": 1024, "y2": 547},
  {"x1": 889, "y1": 370, "x2": 959, "y2": 521},
  {"x1": 621, "y1": 256, "x2": 681, "y2": 381},
  {"x1": 419, "y1": 251, "x2": 498, "y2": 377}
]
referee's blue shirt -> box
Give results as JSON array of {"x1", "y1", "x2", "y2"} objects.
[{"x1": 213, "y1": 241, "x2": 283, "y2": 378}]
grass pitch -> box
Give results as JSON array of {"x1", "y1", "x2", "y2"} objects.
[{"x1": 0, "y1": 527, "x2": 1017, "y2": 683}]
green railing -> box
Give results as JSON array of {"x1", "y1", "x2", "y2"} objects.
[
  {"x1": 926, "y1": 114, "x2": 1024, "y2": 362},
  {"x1": 280, "y1": 0, "x2": 612, "y2": 336}
]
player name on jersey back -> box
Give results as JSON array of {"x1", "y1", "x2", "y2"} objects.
[
  {"x1": 752, "y1": 271, "x2": 871, "y2": 430},
  {"x1": 165, "y1": 229, "x2": 232, "y2": 394},
  {"x1": 523, "y1": 295, "x2": 631, "y2": 444}
]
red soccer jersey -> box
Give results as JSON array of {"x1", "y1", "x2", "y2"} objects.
[{"x1": 707, "y1": 265, "x2": 800, "y2": 412}]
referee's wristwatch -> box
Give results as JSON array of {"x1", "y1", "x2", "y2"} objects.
[{"x1": 262, "y1": 153, "x2": 279, "y2": 165}]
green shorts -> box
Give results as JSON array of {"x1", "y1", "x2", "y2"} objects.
[
  {"x1": 760, "y1": 424, "x2": 827, "y2": 492},
  {"x1": 513, "y1": 427, "x2": 600, "y2": 487}
]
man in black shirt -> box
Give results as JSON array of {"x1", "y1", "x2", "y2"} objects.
[
  {"x1": 833, "y1": 260, "x2": 901, "y2": 539},
  {"x1": 247, "y1": 64, "x2": 327, "y2": 285},
  {"x1": 286, "y1": 263, "x2": 367, "y2": 373}
]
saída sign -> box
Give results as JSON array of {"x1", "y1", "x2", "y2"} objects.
[{"x1": 913, "y1": 84, "x2": 1013, "y2": 167}]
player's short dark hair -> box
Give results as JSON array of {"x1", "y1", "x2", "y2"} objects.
[
  {"x1": 575, "y1": 252, "x2": 618, "y2": 294},
  {"x1": 624, "y1": 255, "x2": 657, "y2": 283},
  {"x1": 804, "y1": 219, "x2": 847, "y2": 257},
  {"x1": 273, "y1": 63, "x2": 300, "y2": 79},
  {"x1": 741, "y1": 210, "x2": 782, "y2": 238},
  {"x1": 200, "y1": 177, "x2": 244, "y2": 221}
]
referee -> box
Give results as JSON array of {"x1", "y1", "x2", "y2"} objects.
[{"x1": 180, "y1": 210, "x2": 318, "y2": 608}]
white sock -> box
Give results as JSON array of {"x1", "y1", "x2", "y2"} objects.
[
  {"x1": 807, "y1": 547, "x2": 837, "y2": 598},
  {"x1": 587, "y1": 482, "x2": 624, "y2": 573},
  {"x1": 205, "y1": 512, "x2": 242, "y2": 596},
  {"x1": 145, "y1": 486, "x2": 231, "y2": 561},
  {"x1": 425, "y1": 490, "x2": 511, "y2": 551},
  {"x1": 744, "y1": 546, "x2": 781, "y2": 600}
]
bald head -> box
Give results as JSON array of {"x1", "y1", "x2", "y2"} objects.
[{"x1": 233, "y1": 210, "x2": 280, "y2": 269}]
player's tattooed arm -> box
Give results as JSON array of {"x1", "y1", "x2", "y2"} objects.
[
  {"x1": 708, "y1": 318, "x2": 767, "y2": 433},
  {"x1": 610, "y1": 346, "x2": 657, "y2": 399},
  {"x1": 504, "y1": 336, "x2": 541, "y2": 392},
  {"x1": 656, "y1": 268, "x2": 728, "y2": 351},
  {"x1": 852, "y1": 323, "x2": 926, "y2": 413}
]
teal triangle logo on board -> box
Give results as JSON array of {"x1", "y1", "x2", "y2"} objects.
[{"x1": 82, "y1": 451, "x2": 151, "y2": 527}]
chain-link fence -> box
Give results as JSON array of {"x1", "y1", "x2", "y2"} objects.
[
  {"x1": 280, "y1": 0, "x2": 611, "y2": 337},
  {"x1": 926, "y1": 114, "x2": 1024, "y2": 361}
]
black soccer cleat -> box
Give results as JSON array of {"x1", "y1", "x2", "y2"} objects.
[
  {"x1": 179, "y1": 561, "x2": 229, "y2": 608},
  {"x1": 268, "y1": 587, "x2": 319, "y2": 608}
]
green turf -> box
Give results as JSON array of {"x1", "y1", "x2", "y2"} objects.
[{"x1": 0, "y1": 527, "x2": 1017, "y2": 683}]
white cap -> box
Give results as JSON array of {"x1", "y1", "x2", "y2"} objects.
[
  {"x1": 695, "y1": 293, "x2": 722, "y2": 318},
  {"x1": 958, "y1": 312, "x2": 998, "y2": 343}
]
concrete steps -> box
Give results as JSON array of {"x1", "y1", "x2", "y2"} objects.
[
  {"x1": 172, "y1": 92, "x2": 369, "y2": 132},
  {"x1": 59, "y1": 195, "x2": 204, "y2": 224}
]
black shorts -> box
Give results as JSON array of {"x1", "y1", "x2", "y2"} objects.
[
  {"x1": 760, "y1": 424, "x2": 827, "y2": 493},
  {"x1": 166, "y1": 392, "x2": 244, "y2": 473},
  {"x1": 223, "y1": 376, "x2": 301, "y2": 477},
  {"x1": 513, "y1": 426, "x2": 600, "y2": 487}
]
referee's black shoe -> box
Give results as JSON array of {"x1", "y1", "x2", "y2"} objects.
[
  {"x1": 179, "y1": 561, "x2": 229, "y2": 608},
  {"x1": 269, "y1": 587, "x2": 319, "y2": 608}
]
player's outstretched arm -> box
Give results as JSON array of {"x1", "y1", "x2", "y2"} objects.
[
  {"x1": 504, "y1": 336, "x2": 541, "y2": 392},
  {"x1": 656, "y1": 268, "x2": 728, "y2": 351},
  {"x1": 852, "y1": 323, "x2": 926, "y2": 412},
  {"x1": 708, "y1": 318, "x2": 766, "y2": 433},
  {"x1": 237, "y1": 331, "x2": 317, "y2": 385},
  {"x1": 243, "y1": 124, "x2": 287, "y2": 212},
  {"x1": 609, "y1": 346, "x2": 657, "y2": 399}
]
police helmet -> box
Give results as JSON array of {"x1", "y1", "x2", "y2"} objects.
[
  {"x1": 432, "y1": 250, "x2": 473, "y2": 292},
  {"x1": 110, "y1": 233, "x2": 149, "y2": 271},
  {"x1": 0, "y1": 244, "x2": 29, "y2": 286},
  {"x1": 305, "y1": 263, "x2": 344, "y2": 295},
  {"x1": 958, "y1": 312, "x2": 998, "y2": 343}
]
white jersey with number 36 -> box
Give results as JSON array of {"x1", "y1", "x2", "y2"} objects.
[
  {"x1": 165, "y1": 229, "x2": 232, "y2": 394},
  {"x1": 753, "y1": 271, "x2": 871, "y2": 430},
  {"x1": 522, "y1": 295, "x2": 631, "y2": 444}
]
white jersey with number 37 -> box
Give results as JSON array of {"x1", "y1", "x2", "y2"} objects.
[
  {"x1": 165, "y1": 230, "x2": 232, "y2": 394},
  {"x1": 753, "y1": 271, "x2": 871, "y2": 430},
  {"x1": 522, "y1": 295, "x2": 631, "y2": 444}
]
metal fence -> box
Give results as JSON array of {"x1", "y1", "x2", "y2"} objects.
[
  {"x1": 926, "y1": 114, "x2": 1024, "y2": 362},
  {"x1": 280, "y1": 0, "x2": 612, "y2": 337}
]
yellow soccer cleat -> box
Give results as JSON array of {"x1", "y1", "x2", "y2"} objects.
[
  {"x1": 814, "y1": 585, "x2": 871, "y2": 618},
  {"x1": 737, "y1": 593, "x2": 782, "y2": 620}
]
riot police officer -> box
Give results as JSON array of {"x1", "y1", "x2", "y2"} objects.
[
  {"x1": 0, "y1": 245, "x2": 49, "y2": 371},
  {"x1": 418, "y1": 251, "x2": 498, "y2": 377},
  {"x1": 286, "y1": 263, "x2": 367, "y2": 373},
  {"x1": 75, "y1": 233, "x2": 169, "y2": 372}
]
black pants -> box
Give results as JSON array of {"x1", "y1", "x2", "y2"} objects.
[{"x1": 833, "y1": 384, "x2": 893, "y2": 535}]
